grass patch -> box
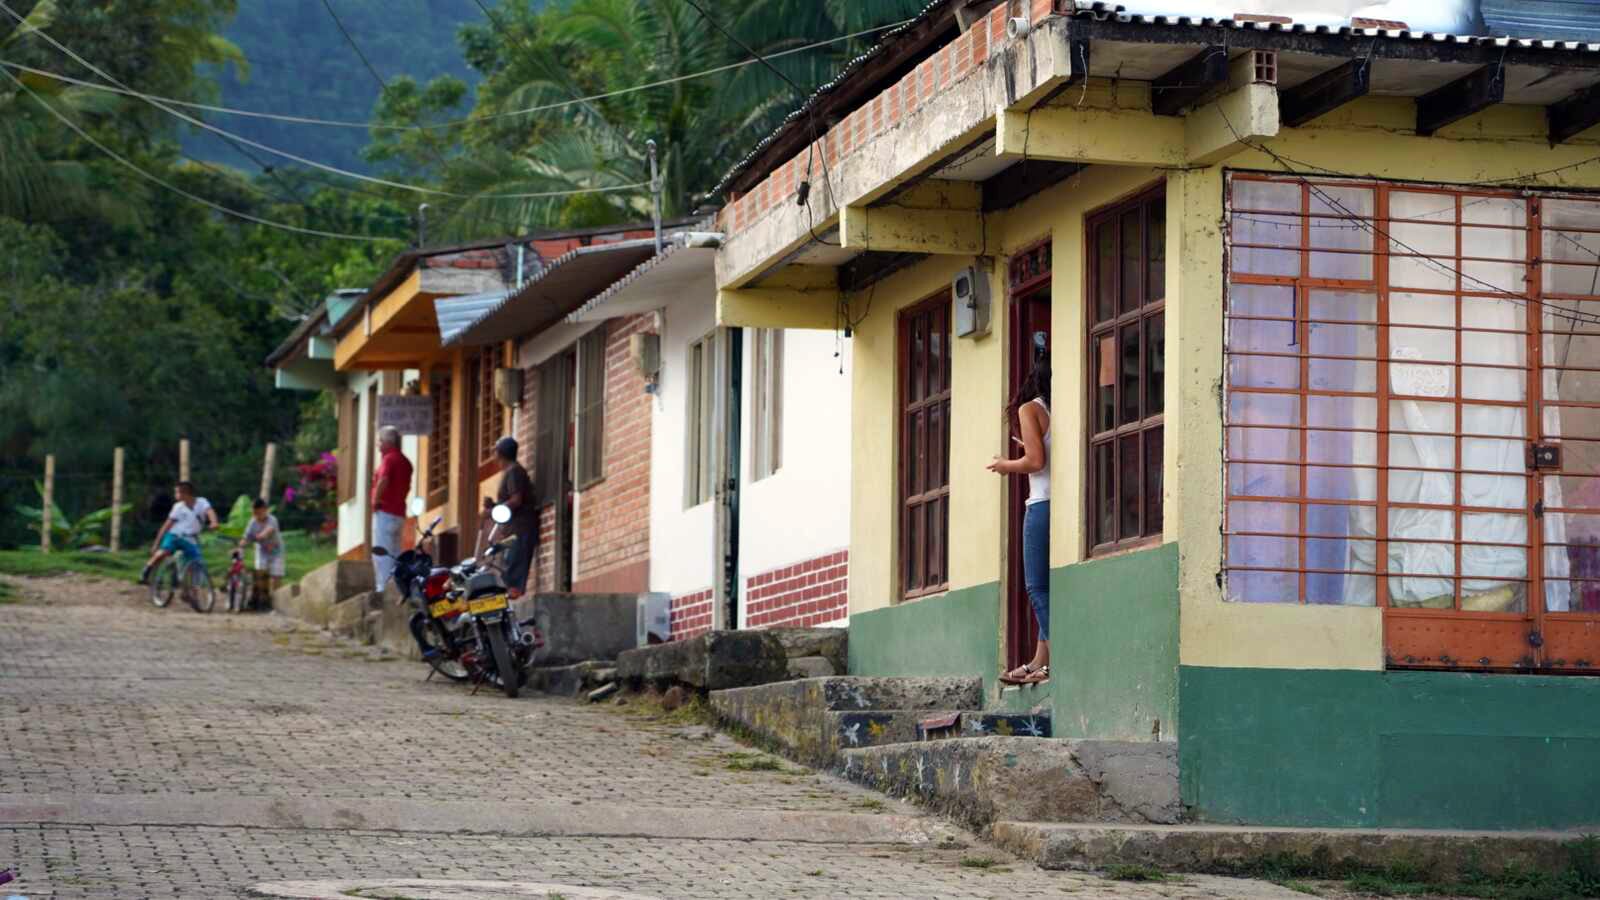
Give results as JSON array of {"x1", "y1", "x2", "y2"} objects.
[
  {"x1": 1274, "y1": 880, "x2": 1321, "y2": 896},
  {"x1": 722, "y1": 750, "x2": 784, "y2": 772},
  {"x1": 1198, "y1": 836, "x2": 1600, "y2": 900},
  {"x1": 959, "y1": 856, "x2": 1000, "y2": 870},
  {"x1": 852, "y1": 797, "x2": 886, "y2": 812},
  {"x1": 0, "y1": 530, "x2": 336, "y2": 588},
  {"x1": 804, "y1": 869, "x2": 824, "y2": 877},
  {"x1": 0, "y1": 580, "x2": 17, "y2": 604},
  {"x1": 1105, "y1": 864, "x2": 1171, "y2": 883}
]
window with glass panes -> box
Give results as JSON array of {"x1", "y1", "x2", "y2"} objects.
[
  {"x1": 1087, "y1": 187, "x2": 1167, "y2": 554},
  {"x1": 1224, "y1": 173, "x2": 1600, "y2": 673},
  {"x1": 900, "y1": 295, "x2": 951, "y2": 599}
]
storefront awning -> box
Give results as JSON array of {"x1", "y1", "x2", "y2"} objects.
[{"x1": 444, "y1": 239, "x2": 659, "y2": 347}]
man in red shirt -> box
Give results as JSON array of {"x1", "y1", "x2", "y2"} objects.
[{"x1": 370, "y1": 425, "x2": 413, "y2": 589}]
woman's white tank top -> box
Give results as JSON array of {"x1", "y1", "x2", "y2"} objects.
[{"x1": 1027, "y1": 398, "x2": 1051, "y2": 505}]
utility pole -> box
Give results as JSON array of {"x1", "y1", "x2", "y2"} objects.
[{"x1": 648, "y1": 139, "x2": 663, "y2": 254}]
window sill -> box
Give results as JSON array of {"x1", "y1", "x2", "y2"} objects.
[
  {"x1": 901, "y1": 584, "x2": 950, "y2": 603},
  {"x1": 576, "y1": 474, "x2": 606, "y2": 493},
  {"x1": 1087, "y1": 536, "x2": 1164, "y2": 561}
]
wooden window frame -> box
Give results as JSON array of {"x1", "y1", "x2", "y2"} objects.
[
  {"x1": 899, "y1": 294, "x2": 952, "y2": 601},
  {"x1": 576, "y1": 328, "x2": 608, "y2": 490},
  {"x1": 426, "y1": 372, "x2": 452, "y2": 508},
  {"x1": 685, "y1": 332, "x2": 717, "y2": 509},
  {"x1": 533, "y1": 352, "x2": 573, "y2": 509},
  {"x1": 1086, "y1": 185, "x2": 1167, "y2": 557},
  {"x1": 750, "y1": 328, "x2": 783, "y2": 481},
  {"x1": 471, "y1": 345, "x2": 501, "y2": 476}
]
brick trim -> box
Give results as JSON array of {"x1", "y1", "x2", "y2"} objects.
[
  {"x1": 718, "y1": 3, "x2": 1053, "y2": 236},
  {"x1": 670, "y1": 588, "x2": 715, "y2": 641},
  {"x1": 744, "y1": 550, "x2": 849, "y2": 630}
]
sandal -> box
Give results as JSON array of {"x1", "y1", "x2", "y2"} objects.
[
  {"x1": 1020, "y1": 665, "x2": 1050, "y2": 685},
  {"x1": 999, "y1": 663, "x2": 1040, "y2": 685}
]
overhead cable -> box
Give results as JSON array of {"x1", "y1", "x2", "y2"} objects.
[
  {"x1": 0, "y1": 20, "x2": 918, "y2": 132},
  {"x1": 0, "y1": 65, "x2": 394, "y2": 242}
]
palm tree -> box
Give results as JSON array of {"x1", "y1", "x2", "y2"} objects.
[{"x1": 430, "y1": 0, "x2": 927, "y2": 239}]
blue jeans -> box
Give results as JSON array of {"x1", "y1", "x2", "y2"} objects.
[{"x1": 1024, "y1": 501, "x2": 1050, "y2": 641}]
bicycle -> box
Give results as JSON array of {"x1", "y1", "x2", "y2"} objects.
[
  {"x1": 223, "y1": 547, "x2": 247, "y2": 613},
  {"x1": 148, "y1": 536, "x2": 216, "y2": 613}
]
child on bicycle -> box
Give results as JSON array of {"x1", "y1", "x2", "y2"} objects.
[
  {"x1": 239, "y1": 498, "x2": 285, "y2": 598},
  {"x1": 139, "y1": 481, "x2": 218, "y2": 586}
]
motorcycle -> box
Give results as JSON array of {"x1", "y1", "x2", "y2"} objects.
[{"x1": 376, "y1": 499, "x2": 541, "y2": 698}]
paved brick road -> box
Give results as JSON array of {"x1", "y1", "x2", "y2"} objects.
[{"x1": 0, "y1": 575, "x2": 1306, "y2": 899}]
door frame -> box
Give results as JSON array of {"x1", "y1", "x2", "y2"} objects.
[{"x1": 1005, "y1": 239, "x2": 1053, "y2": 670}]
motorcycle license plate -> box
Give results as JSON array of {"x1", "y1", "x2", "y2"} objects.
[
  {"x1": 468, "y1": 595, "x2": 508, "y2": 615},
  {"x1": 429, "y1": 598, "x2": 467, "y2": 618}
]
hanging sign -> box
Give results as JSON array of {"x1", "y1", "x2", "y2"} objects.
[{"x1": 378, "y1": 395, "x2": 434, "y2": 435}]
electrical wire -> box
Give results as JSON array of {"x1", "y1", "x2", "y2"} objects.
[
  {"x1": 0, "y1": 65, "x2": 393, "y2": 241},
  {"x1": 1213, "y1": 99, "x2": 1600, "y2": 330},
  {"x1": 0, "y1": 23, "x2": 912, "y2": 132},
  {"x1": 679, "y1": 0, "x2": 844, "y2": 248},
  {"x1": 0, "y1": 0, "x2": 647, "y2": 201}
]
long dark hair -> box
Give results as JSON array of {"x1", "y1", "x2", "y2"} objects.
[{"x1": 1007, "y1": 352, "x2": 1051, "y2": 434}]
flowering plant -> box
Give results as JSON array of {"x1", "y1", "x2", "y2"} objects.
[{"x1": 285, "y1": 451, "x2": 338, "y2": 536}]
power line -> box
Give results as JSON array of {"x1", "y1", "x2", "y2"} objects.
[
  {"x1": 0, "y1": 0, "x2": 647, "y2": 202},
  {"x1": 0, "y1": 65, "x2": 393, "y2": 242},
  {"x1": 679, "y1": 0, "x2": 842, "y2": 247},
  {"x1": 0, "y1": 22, "x2": 910, "y2": 133},
  {"x1": 1213, "y1": 101, "x2": 1600, "y2": 330}
]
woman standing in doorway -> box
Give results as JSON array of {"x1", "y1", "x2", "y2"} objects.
[{"x1": 988, "y1": 353, "x2": 1051, "y2": 685}]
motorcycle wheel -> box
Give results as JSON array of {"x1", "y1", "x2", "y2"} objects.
[
  {"x1": 425, "y1": 619, "x2": 470, "y2": 682},
  {"x1": 485, "y1": 626, "x2": 518, "y2": 699}
]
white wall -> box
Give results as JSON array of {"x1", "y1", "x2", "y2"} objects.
[
  {"x1": 736, "y1": 329, "x2": 852, "y2": 621},
  {"x1": 336, "y1": 370, "x2": 421, "y2": 556},
  {"x1": 648, "y1": 298, "x2": 717, "y2": 598}
]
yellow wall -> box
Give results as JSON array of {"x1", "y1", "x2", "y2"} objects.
[{"x1": 844, "y1": 94, "x2": 1600, "y2": 670}]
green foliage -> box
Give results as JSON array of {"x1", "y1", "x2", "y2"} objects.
[
  {"x1": 16, "y1": 481, "x2": 133, "y2": 550},
  {"x1": 212, "y1": 494, "x2": 259, "y2": 540},
  {"x1": 0, "y1": 528, "x2": 336, "y2": 584}
]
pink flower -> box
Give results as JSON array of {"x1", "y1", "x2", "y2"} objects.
[{"x1": 283, "y1": 487, "x2": 298, "y2": 505}]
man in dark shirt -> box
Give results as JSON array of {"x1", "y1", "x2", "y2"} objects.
[{"x1": 486, "y1": 436, "x2": 537, "y2": 596}]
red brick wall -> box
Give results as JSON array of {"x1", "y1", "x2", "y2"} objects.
[
  {"x1": 514, "y1": 316, "x2": 654, "y2": 594},
  {"x1": 572, "y1": 315, "x2": 652, "y2": 593},
  {"x1": 744, "y1": 551, "x2": 849, "y2": 629},
  {"x1": 670, "y1": 588, "x2": 714, "y2": 641}
]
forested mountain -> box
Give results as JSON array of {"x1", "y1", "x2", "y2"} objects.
[{"x1": 184, "y1": 0, "x2": 498, "y2": 174}]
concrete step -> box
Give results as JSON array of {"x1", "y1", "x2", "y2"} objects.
[
  {"x1": 990, "y1": 821, "x2": 1584, "y2": 879},
  {"x1": 711, "y1": 676, "x2": 984, "y2": 766},
  {"x1": 993, "y1": 680, "x2": 1052, "y2": 713},
  {"x1": 617, "y1": 628, "x2": 846, "y2": 692},
  {"x1": 839, "y1": 736, "x2": 1179, "y2": 831},
  {"x1": 918, "y1": 711, "x2": 1052, "y2": 740},
  {"x1": 525, "y1": 661, "x2": 617, "y2": 697}
]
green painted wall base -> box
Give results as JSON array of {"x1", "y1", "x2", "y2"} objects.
[
  {"x1": 1181, "y1": 665, "x2": 1600, "y2": 830},
  {"x1": 848, "y1": 584, "x2": 1000, "y2": 694},
  {"x1": 1050, "y1": 543, "x2": 1179, "y2": 741}
]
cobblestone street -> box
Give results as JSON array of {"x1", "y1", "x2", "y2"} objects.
[{"x1": 0, "y1": 575, "x2": 1307, "y2": 899}]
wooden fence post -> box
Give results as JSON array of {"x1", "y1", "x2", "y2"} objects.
[
  {"x1": 260, "y1": 442, "x2": 278, "y2": 503},
  {"x1": 41, "y1": 455, "x2": 54, "y2": 553},
  {"x1": 111, "y1": 447, "x2": 124, "y2": 552},
  {"x1": 179, "y1": 438, "x2": 190, "y2": 483}
]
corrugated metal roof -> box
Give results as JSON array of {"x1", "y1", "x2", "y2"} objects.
[
  {"x1": 714, "y1": 1, "x2": 1600, "y2": 200},
  {"x1": 566, "y1": 238, "x2": 720, "y2": 325},
  {"x1": 1483, "y1": 0, "x2": 1600, "y2": 42},
  {"x1": 445, "y1": 239, "x2": 661, "y2": 347},
  {"x1": 435, "y1": 289, "x2": 511, "y2": 346}
]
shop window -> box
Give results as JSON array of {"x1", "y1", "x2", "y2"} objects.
[
  {"x1": 473, "y1": 346, "x2": 500, "y2": 467},
  {"x1": 576, "y1": 328, "x2": 607, "y2": 489},
  {"x1": 427, "y1": 373, "x2": 451, "y2": 505},
  {"x1": 750, "y1": 328, "x2": 783, "y2": 481},
  {"x1": 1223, "y1": 174, "x2": 1600, "y2": 672},
  {"x1": 900, "y1": 295, "x2": 951, "y2": 599},
  {"x1": 336, "y1": 390, "x2": 356, "y2": 504},
  {"x1": 1086, "y1": 187, "x2": 1166, "y2": 554},
  {"x1": 685, "y1": 332, "x2": 717, "y2": 508}
]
